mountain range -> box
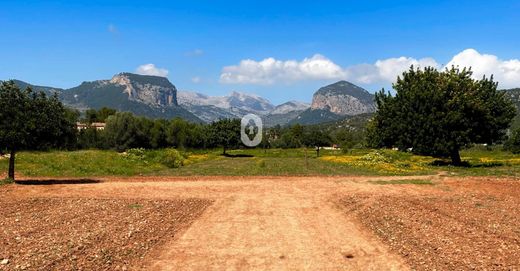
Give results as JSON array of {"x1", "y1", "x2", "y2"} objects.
[
  {"x1": 9, "y1": 73, "x2": 517, "y2": 127},
  {"x1": 6, "y1": 73, "x2": 379, "y2": 126}
]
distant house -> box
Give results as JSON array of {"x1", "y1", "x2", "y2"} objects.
[{"x1": 76, "y1": 122, "x2": 106, "y2": 131}]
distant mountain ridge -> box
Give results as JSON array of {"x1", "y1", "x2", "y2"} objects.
[
  {"x1": 262, "y1": 101, "x2": 310, "y2": 127},
  {"x1": 9, "y1": 73, "x2": 201, "y2": 122},
  {"x1": 6, "y1": 76, "x2": 385, "y2": 126}
]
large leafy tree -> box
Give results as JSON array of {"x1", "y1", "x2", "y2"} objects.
[
  {"x1": 368, "y1": 67, "x2": 516, "y2": 165},
  {"x1": 302, "y1": 126, "x2": 332, "y2": 157},
  {"x1": 104, "y1": 112, "x2": 150, "y2": 151},
  {"x1": 0, "y1": 81, "x2": 77, "y2": 179},
  {"x1": 209, "y1": 119, "x2": 241, "y2": 154}
]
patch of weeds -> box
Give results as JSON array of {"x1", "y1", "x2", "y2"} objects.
[
  {"x1": 128, "y1": 203, "x2": 143, "y2": 209},
  {"x1": 122, "y1": 148, "x2": 146, "y2": 161},
  {"x1": 0, "y1": 178, "x2": 14, "y2": 185},
  {"x1": 256, "y1": 159, "x2": 266, "y2": 168},
  {"x1": 370, "y1": 179, "x2": 434, "y2": 185}
]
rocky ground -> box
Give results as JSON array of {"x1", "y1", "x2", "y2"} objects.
[
  {"x1": 341, "y1": 179, "x2": 520, "y2": 270},
  {"x1": 0, "y1": 176, "x2": 518, "y2": 270},
  {"x1": 0, "y1": 196, "x2": 211, "y2": 270}
]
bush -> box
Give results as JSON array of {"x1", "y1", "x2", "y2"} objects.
[
  {"x1": 161, "y1": 148, "x2": 185, "y2": 168},
  {"x1": 122, "y1": 148, "x2": 146, "y2": 160},
  {"x1": 504, "y1": 128, "x2": 520, "y2": 154}
]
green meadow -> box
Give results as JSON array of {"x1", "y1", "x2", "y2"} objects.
[{"x1": 1, "y1": 146, "x2": 519, "y2": 178}]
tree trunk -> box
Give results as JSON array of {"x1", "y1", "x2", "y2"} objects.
[
  {"x1": 450, "y1": 149, "x2": 461, "y2": 166},
  {"x1": 304, "y1": 147, "x2": 309, "y2": 169},
  {"x1": 8, "y1": 149, "x2": 15, "y2": 180},
  {"x1": 223, "y1": 146, "x2": 226, "y2": 155},
  {"x1": 316, "y1": 147, "x2": 320, "y2": 157}
]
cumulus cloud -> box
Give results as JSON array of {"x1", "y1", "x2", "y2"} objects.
[
  {"x1": 220, "y1": 54, "x2": 438, "y2": 85},
  {"x1": 135, "y1": 64, "x2": 169, "y2": 77},
  {"x1": 219, "y1": 49, "x2": 520, "y2": 88},
  {"x1": 445, "y1": 49, "x2": 520, "y2": 89},
  {"x1": 345, "y1": 57, "x2": 440, "y2": 84},
  {"x1": 220, "y1": 54, "x2": 346, "y2": 84}
]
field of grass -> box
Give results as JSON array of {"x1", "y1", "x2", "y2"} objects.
[{"x1": 1, "y1": 146, "x2": 519, "y2": 178}]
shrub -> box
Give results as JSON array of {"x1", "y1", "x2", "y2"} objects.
[
  {"x1": 504, "y1": 128, "x2": 520, "y2": 154},
  {"x1": 161, "y1": 148, "x2": 185, "y2": 168},
  {"x1": 122, "y1": 148, "x2": 146, "y2": 160}
]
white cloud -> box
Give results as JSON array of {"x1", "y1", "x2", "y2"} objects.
[
  {"x1": 219, "y1": 49, "x2": 520, "y2": 88},
  {"x1": 445, "y1": 49, "x2": 520, "y2": 89},
  {"x1": 191, "y1": 76, "x2": 201, "y2": 83},
  {"x1": 135, "y1": 64, "x2": 169, "y2": 77},
  {"x1": 220, "y1": 54, "x2": 346, "y2": 84},
  {"x1": 220, "y1": 54, "x2": 438, "y2": 85}
]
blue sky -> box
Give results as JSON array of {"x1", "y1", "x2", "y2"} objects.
[{"x1": 1, "y1": 0, "x2": 519, "y2": 104}]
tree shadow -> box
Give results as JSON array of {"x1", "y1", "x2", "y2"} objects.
[
  {"x1": 14, "y1": 179, "x2": 103, "y2": 185},
  {"x1": 221, "y1": 153, "x2": 255, "y2": 158}
]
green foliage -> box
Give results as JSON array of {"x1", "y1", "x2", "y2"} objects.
[
  {"x1": 122, "y1": 148, "x2": 147, "y2": 160},
  {"x1": 209, "y1": 119, "x2": 241, "y2": 154},
  {"x1": 84, "y1": 107, "x2": 116, "y2": 123},
  {"x1": 0, "y1": 80, "x2": 77, "y2": 179},
  {"x1": 504, "y1": 128, "x2": 520, "y2": 154},
  {"x1": 77, "y1": 128, "x2": 107, "y2": 149},
  {"x1": 160, "y1": 148, "x2": 185, "y2": 168},
  {"x1": 104, "y1": 112, "x2": 149, "y2": 151},
  {"x1": 368, "y1": 66, "x2": 516, "y2": 165}
]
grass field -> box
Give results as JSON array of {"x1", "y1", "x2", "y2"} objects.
[{"x1": 1, "y1": 146, "x2": 519, "y2": 178}]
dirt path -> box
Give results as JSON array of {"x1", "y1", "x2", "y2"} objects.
[
  {"x1": 148, "y1": 179, "x2": 407, "y2": 270},
  {"x1": 4, "y1": 176, "x2": 428, "y2": 270}
]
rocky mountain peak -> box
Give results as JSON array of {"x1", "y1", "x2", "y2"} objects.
[
  {"x1": 310, "y1": 80, "x2": 375, "y2": 116},
  {"x1": 110, "y1": 72, "x2": 177, "y2": 106}
]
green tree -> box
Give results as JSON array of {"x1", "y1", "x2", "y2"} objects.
[
  {"x1": 504, "y1": 128, "x2": 520, "y2": 154},
  {"x1": 368, "y1": 66, "x2": 516, "y2": 165},
  {"x1": 150, "y1": 119, "x2": 168, "y2": 149},
  {"x1": 104, "y1": 112, "x2": 148, "y2": 151},
  {"x1": 167, "y1": 118, "x2": 189, "y2": 148},
  {"x1": 84, "y1": 107, "x2": 117, "y2": 124},
  {"x1": 303, "y1": 126, "x2": 332, "y2": 157},
  {"x1": 0, "y1": 81, "x2": 76, "y2": 180},
  {"x1": 209, "y1": 119, "x2": 241, "y2": 154}
]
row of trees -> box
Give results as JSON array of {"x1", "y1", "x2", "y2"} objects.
[
  {"x1": 78, "y1": 114, "x2": 347, "y2": 155},
  {"x1": 78, "y1": 114, "x2": 242, "y2": 152}
]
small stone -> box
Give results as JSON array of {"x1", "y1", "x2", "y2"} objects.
[{"x1": 1, "y1": 259, "x2": 9, "y2": 265}]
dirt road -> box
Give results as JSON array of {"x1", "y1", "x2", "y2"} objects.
[{"x1": 5, "y1": 176, "x2": 414, "y2": 270}]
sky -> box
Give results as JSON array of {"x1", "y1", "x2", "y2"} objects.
[{"x1": 1, "y1": 0, "x2": 520, "y2": 105}]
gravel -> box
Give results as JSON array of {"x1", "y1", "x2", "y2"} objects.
[
  {"x1": 341, "y1": 179, "x2": 520, "y2": 270},
  {"x1": 0, "y1": 197, "x2": 211, "y2": 270}
]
